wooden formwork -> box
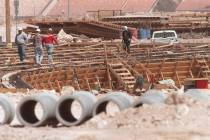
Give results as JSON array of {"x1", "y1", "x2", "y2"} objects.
[
  {"x1": 1, "y1": 42, "x2": 210, "y2": 92},
  {"x1": 133, "y1": 58, "x2": 210, "y2": 88},
  {"x1": 20, "y1": 65, "x2": 108, "y2": 92}
]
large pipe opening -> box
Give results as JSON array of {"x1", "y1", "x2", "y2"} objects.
[
  {"x1": 133, "y1": 102, "x2": 143, "y2": 108},
  {"x1": 19, "y1": 100, "x2": 44, "y2": 124},
  {"x1": 58, "y1": 99, "x2": 83, "y2": 123},
  {"x1": 95, "y1": 101, "x2": 121, "y2": 115}
]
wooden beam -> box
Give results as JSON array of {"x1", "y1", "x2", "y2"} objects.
[
  {"x1": 95, "y1": 75, "x2": 101, "y2": 90},
  {"x1": 85, "y1": 78, "x2": 91, "y2": 91},
  {"x1": 189, "y1": 70, "x2": 194, "y2": 78},
  {"x1": 172, "y1": 61, "x2": 179, "y2": 78},
  {"x1": 160, "y1": 72, "x2": 164, "y2": 80},
  {"x1": 175, "y1": 71, "x2": 181, "y2": 87},
  {"x1": 56, "y1": 80, "x2": 61, "y2": 93},
  {"x1": 104, "y1": 43, "x2": 112, "y2": 89}
]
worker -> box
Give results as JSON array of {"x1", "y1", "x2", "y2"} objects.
[
  {"x1": 32, "y1": 28, "x2": 43, "y2": 66},
  {"x1": 42, "y1": 28, "x2": 58, "y2": 65},
  {"x1": 15, "y1": 27, "x2": 28, "y2": 63},
  {"x1": 133, "y1": 74, "x2": 144, "y2": 94},
  {"x1": 122, "y1": 26, "x2": 132, "y2": 53}
]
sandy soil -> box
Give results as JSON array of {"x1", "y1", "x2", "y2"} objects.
[
  {"x1": 0, "y1": 126, "x2": 210, "y2": 140},
  {"x1": 0, "y1": 92, "x2": 210, "y2": 140}
]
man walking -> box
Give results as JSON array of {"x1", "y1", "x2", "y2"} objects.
[
  {"x1": 15, "y1": 27, "x2": 28, "y2": 63},
  {"x1": 122, "y1": 26, "x2": 132, "y2": 53},
  {"x1": 33, "y1": 28, "x2": 43, "y2": 66},
  {"x1": 42, "y1": 28, "x2": 58, "y2": 65}
]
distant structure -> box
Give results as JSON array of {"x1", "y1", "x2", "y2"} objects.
[
  {"x1": 47, "y1": 0, "x2": 158, "y2": 19},
  {"x1": 1, "y1": 0, "x2": 204, "y2": 22},
  {"x1": 152, "y1": 0, "x2": 183, "y2": 12},
  {"x1": 176, "y1": 0, "x2": 210, "y2": 11}
]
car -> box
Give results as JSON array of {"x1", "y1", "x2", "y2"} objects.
[{"x1": 151, "y1": 30, "x2": 179, "y2": 44}]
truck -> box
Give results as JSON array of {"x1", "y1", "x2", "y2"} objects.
[{"x1": 151, "y1": 30, "x2": 179, "y2": 44}]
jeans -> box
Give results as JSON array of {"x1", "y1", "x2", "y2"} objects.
[
  {"x1": 17, "y1": 45, "x2": 26, "y2": 62},
  {"x1": 122, "y1": 40, "x2": 131, "y2": 53},
  {"x1": 46, "y1": 44, "x2": 54, "y2": 64},
  {"x1": 35, "y1": 46, "x2": 43, "y2": 64}
]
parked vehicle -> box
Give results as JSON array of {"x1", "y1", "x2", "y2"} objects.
[{"x1": 151, "y1": 30, "x2": 179, "y2": 44}]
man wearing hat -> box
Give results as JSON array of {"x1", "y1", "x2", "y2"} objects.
[
  {"x1": 42, "y1": 28, "x2": 58, "y2": 65},
  {"x1": 32, "y1": 28, "x2": 43, "y2": 66},
  {"x1": 122, "y1": 26, "x2": 132, "y2": 53},
  {"x1": 15, "y1": 27, "x2": 28, "y2": 63}
]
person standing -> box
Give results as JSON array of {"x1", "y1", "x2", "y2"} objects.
[
  {"x1": 32, "y1": 28, "x2": 43, "y2": 66},
  {"x1": 122, "y1": 26, "x2": 132, "y2": 53},
  {"x1": 42, "y1": 28, "x2": 58, "y2": 65},
  {"x1": 15, "y1": 27, "x2": 28, "y2": 63},
  {"x1": 133, "y1": 74, "x2": 144, "y2": 95}
]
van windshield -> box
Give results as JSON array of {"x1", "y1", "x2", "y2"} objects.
[{"x1": 154, "y1": 32, "x2": 176, "y2": 38}]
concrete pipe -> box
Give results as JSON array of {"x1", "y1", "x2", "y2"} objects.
[
  {"x1": 16, "y1": 93, "x2": 58, "y2": 127},
  {"x1": 185, "y1": 89, "x2": 210, "y2": 101},
  {"x1": 56, "y1": 91, "x2": 96, "y2": 126},
  {"x1": 133, "y1": 90, "x2": 168, "y2": 107},
  {"x1": 0, "y1": 94, "x2": 15, "y2": 124},
  {"x1": 93, "y1": 92, "x2": 133, "y2": 116}
]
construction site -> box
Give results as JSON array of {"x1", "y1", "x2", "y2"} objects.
[{"x1": 1, "y1": 0, "x2": 210, "y2": 140}]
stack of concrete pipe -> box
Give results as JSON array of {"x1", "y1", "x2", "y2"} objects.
[
  {"x1": 0, "y1": 89, "x2": 206, "y2": 127},
  {"x1": 16, "y1": 91, "x2": 134, "y2": 127}
]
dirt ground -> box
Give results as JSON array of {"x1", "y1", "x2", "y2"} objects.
[
  {"x1": 1, "y1": 92, "x2": 210, "y2": 140},
  {"x1": 0, "y1": 126, "x2": 210, "y2": 140}
]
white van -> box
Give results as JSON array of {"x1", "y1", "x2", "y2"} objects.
[{"x1": 152, "y1": 30, "x2": 178, "y2": 44}]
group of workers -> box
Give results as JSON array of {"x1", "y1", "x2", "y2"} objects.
[
  {"x1": 15, "y1": 25, "x2": 131, "y2": 65},
  {"x1": 15, "y1": 25, "x2": 151, "y2": 94},
  {"x1": 15, "y1": 27, "x2": 58, "y2": 66}
]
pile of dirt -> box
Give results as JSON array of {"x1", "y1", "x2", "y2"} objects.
[{"x1": 83, "y1": 94, "x2": 210, "y2": 130}]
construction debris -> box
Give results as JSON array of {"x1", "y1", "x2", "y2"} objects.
[{"x1": 57, "y1": 29, "x2": 74, "y2": 44}]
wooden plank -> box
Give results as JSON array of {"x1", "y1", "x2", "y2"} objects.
[
  {"x1": 175, "y1": 71, "x2": 181, "y2": 87},
  {"x1": 85, "y1": 77, "x2": 91, "y2": 91}
]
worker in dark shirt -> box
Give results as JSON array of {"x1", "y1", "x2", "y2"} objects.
[
  {"x1": 133, "y1": 74, "x2": 144, "y2": 94},
  {"x1": 122, "y1": 26, "x2": 132, "y2": 53}
]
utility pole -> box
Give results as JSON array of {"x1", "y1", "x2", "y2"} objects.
[
  {"x1": 68, "y1": 0, "x2": 70, "y2": 18},
  {"x1": 5, "y1": 0, "x2": 11, "y2": 44},
  {"x1": 14, "y1": 0, "x2": 19, "y2": 34}
]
